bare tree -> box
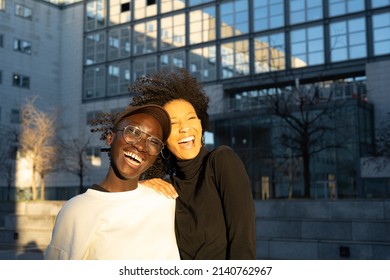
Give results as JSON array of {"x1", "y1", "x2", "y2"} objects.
[
  {"x1": 0, "y1": 125, "x2": 18, "y2": 200},
  {"x1": 260, "y1": 82, "x2": 352, "y2": 198},
  {"x1": 19, "y1": 98, "x2": 60, "y2": 200},
  {"x1": 60, "y1": 137, "x2": 92, "y2": 194}
]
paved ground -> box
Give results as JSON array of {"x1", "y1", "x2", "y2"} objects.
[{"x1": 0, "y1": 243, "x2": 44, "y2": 260}]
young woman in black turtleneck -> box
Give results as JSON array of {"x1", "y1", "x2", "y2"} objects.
[{"x1": 130, "y1": 67, "x2": 256, "y2": 260}]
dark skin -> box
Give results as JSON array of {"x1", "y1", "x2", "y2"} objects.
[{"x1": 99, "y1": 113, "x2": 163, "y2": 192}]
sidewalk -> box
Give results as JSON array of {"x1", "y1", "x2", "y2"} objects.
[{"x1": 0, "y1": 243, "x2": 44, "y2": 260}]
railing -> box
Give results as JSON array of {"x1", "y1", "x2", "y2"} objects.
[{"x1": 226, "y1": 81, "x2": 367, "y2": 112}]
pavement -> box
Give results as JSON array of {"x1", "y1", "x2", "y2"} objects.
[{"x1": 0, "y1": 243, "x2": 44, "y2": 260}]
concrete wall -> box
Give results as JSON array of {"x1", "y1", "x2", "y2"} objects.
[
  {"x1": 1, "y1": 200, "x2": 390, "y2": 259},
  {"x1": 255, "y1": 200, "x2": 390, "y2": 260}
]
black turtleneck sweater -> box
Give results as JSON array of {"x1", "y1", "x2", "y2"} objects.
[{"x1": 172, "y1": 145, "x2": 256, "y2": 260}]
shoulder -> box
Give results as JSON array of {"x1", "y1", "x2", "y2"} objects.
[
  {"x1": 209, "y1": 145, "x2": 240, "y2": 162},
  {"x1": 57, "y1": 193, "x2": 92, "y2": 218},
  {"x1": 137, "y1": 184, "x2": 176, "y2": 203}
]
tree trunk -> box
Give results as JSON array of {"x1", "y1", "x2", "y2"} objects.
[
  {"x1": 32, "y1": 168, "x2": 37, "y2": 200},
  {"x1": 302, "y1": 152, "x2": 311, "y2": 198},
  {"x1": 79, "y1": 175, "x2": 84, "y2": 194},
  {"x1": 40, "y1": 174, "x2": 45, "y2": 200}
]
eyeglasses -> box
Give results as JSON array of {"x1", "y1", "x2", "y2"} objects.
[{"x1": 116, "y1": 125, "x2": 164, "y2": 156}]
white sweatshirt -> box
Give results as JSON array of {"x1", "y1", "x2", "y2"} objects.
[{"x1": 45, "y1": 184, "x2": 180, "y2": 260}]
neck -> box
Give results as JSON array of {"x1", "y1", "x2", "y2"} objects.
[{"x1": 99, "y1": 169, "x2": 139, "y2": 192}]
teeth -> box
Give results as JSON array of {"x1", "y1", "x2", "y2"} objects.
[
  {"x1": 124, "y1": 151, "x2": 142, "y2": 163},
  {"x1": 178, "y1": 136, "x2": 194, "y2": 144}
]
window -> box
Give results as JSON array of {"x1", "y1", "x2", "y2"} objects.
[
  {"x1": 84, "y1": 66, "x2": 106, "y2": 100},
  {"x1": 108, "y1": 61, "x2": 130, "y2": 96},
  {"x1": 84, "y1": 32, "x2": 106, "y2": 65},
  {"x1": 86, "y1": 146, "x2": 101, "y2": 157},
  {"x1": 189, "y1": 6, "x2": 216, "y2": 45},
  {"x1": 0, "y1": 70, "x2": 2, "y2": 84},
  {"x1": 291, "y1": 25, "x2": 324, "y2": 68},
  {"x1": 86, "y1": 146, "x2": 102, "y2": 163},
  {"x1": 108, "y1": 26, "x2": 131, "y2": 60},
  {"x1": 221, "y1": 39, "x2": 250, "y2": 79},
  {"x1": 12, "y1": 74, "x2": 30, "y2": 88},
  {"x1": 109, "y1": 0, "x2": 131, "y2": 25},
  {"x1": 290, "y1": 0, "x2": 322, "y2": 24},
  {"x1": 121, "y1": 2, "x2": 130, "y2": 12},
  {"x1": 220, "y1": 0, "x2": 249, "y2": 38},
  {"x1": 13, "y1": 39, "x2": 32, "y2": 54},
  {"x1": 0, "y1": 34, "x2": 3, "y2": 47},
  {"x1": 189, "y1": 0, "x2": 213, "y2": 6},
  {"x1": 254, "y1": 0, "x2": 284, "y2": 31},
  {"x1": 161, "y1": 14, "x2": 186, "y2": 50},
  {"x1": 254, "y1": 32, "x2": 285, "y2": 73},
  {"x1": 330, "y1": 17, "x2": 366, "y2": 62},
  {"x1": 15, "y1": 4, "x2": 32, "y2": 19},
  {"x1": 0, "y1": 0, "x2": 5, "y2": 11},
  {"x1": 134, "y1": 20, "x2": 157, "y2": 54},
  {"x1": 189, "y1": 45, "x2": 217, "y2": 82},
  {"x1": 372, "y1": 0, "x2": 390, "y2": 8},
  {"x1": 10, "y1": 109, "x2": 20, "y2": 124},
  {"x1": 373, "y1": 12, "x2": 390, "y2": 56},
  {"x1": 86, "y1": 111, "x2": 103, "y2": 125},
  {"x1": 328, "y1": 0, "x2": 364, "y2": 17},
  {"x1": 85, "y1": 0, "x2": 105, "y2": 31},
  {"x1": 134, "y1": 0, "x2": 157, "y2": 20},
  {"x1": 161, "y1": 50, "x2": 185, "y2": 68},
  {"x1": 161, "y1": 0, "x2": 185, "y2": 14},
  {"x1": 133, "y1": 56, "x2": 157, "y2": 81}
]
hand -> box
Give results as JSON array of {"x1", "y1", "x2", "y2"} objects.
[{"x1": 141, "y1": 178, "x2": 178, "y2": 199}]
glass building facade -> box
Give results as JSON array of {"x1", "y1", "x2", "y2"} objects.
[{"x1": 82, "y1": 0, "x2": 390, "y2": 198}]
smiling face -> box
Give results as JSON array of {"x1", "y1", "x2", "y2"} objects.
[
  {"x1": 107, "y1": 113, "x2": 163, "y2": 180},
  {"x1": 164, "y1": 99, "x2": 203, "y2": 161}
]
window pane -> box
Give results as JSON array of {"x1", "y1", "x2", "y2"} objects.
[
  {"x1": 134, "y1": 20, "x2": 157, "y2": 54},
  {"x1": 160, "y1": 51, "x2": 185, "y2": 68},
  {"x1": 134, "y1": 0, "x2": 157, "y2": 20},
  {"x1": 221, "y1": 39, "x2": 250, "y2": 78},
  {"x1": 189, "y1": 45, "x2": 217, "y2": 82},
  {"x1": 373, "y1": 12, "x2": 390, "y2": 55},
  {"x1": 161, "y1": 14, "x2": 185, "y2": 50},
  {"x1": 220, "y1": 0, "x2": 249, "y2": 38},
  {"x1": 372, "y1": 0, "x2": 390, "y2": 8},
  {"x1": 189, "y1": 6, "x2": 216, "y2": 45},
  {"x1": 290, "y1": 0, "x2": 322, "y2": 24},
  {"x1": 255, "y1": 32, "x2": 285, "y2": 73},
  {"x1": 291, "y1": 25, "x2": 324, "y2": 68},
  {"x1": 85, "y1": 0, "x2": 106, "y2": 31}
]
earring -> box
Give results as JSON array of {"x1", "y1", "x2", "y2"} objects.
[{"x1": 160, "y1": 146, "x2": 171, "y2": 160}]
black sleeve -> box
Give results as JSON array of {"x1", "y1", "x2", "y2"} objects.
[{"x1": 210, "y1": 146, "x2": 257, "y2": 259}]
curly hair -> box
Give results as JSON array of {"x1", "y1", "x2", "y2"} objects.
[
  {"x1": 130, "y1": 66, "x2": 210, "y2": 179},
  {"x1": 89, "y1": 67, "x2": 210, "y2": 180},
  {"x1": 89, "y1": 112, "x2": 117, "y2": 141},
  {"x1": 130, "y1": 67, "x2": 210, "y2": 131}
]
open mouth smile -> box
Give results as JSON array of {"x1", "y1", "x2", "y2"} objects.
[
  {"x1": 178, "y1": 136, "x2": 195, "y2": 144},
  {"x1": 123, "y1": 150, "x2": 143, "y2": 166}
]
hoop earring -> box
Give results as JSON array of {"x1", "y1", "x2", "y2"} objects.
[{"x1": 160, "y1": 146, "x2": 171, "y2": 160}]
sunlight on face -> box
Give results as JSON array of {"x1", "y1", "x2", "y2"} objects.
[{"x1": 164, "y1": 99, "x2": 203, "y2": 161}]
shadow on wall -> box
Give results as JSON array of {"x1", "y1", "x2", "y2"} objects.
[{"x1": 0, "y1": 241, "x2": 44, "y2": 260}]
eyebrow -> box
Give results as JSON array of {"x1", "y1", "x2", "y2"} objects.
[{"x1": 170, "y1": 112, "x2": 197, "y2": 119}]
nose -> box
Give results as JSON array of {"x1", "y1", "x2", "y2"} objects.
[
  {"x1": 179, "y1": 122, "x2": 190, "y2": 133},
  {"x1": 132, "y1": 137, "x2": 147, "y2": 152}
]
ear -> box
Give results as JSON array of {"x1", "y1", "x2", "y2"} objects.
[{"x1": 106, "y1": 131, "x2": 114, "y2": 146}]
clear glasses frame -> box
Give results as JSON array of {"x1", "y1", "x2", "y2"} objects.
[{"x1": 116, "y1": 125, "x2": 164, "y2": 156}]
